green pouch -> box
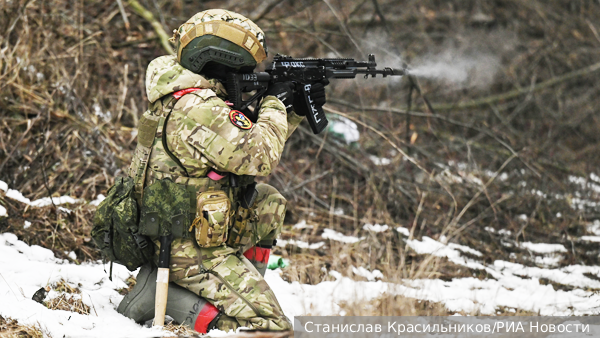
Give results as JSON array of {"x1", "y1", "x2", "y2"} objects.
[
  {"x1": 139, "y1": 178, "x2": 194, "y2": 238},
  {"x1": 91, "y1": 177, "x2": 154, "y2": 271}
]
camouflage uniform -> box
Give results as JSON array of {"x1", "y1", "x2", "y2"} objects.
[{"x1": 129, "y1": 54, "x2": 302, "y2": 331}]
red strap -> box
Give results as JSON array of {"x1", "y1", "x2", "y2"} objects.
[
  {"x1": 194, "y1": 302, "x2": 220, "y2": 333},
  {"x1": 243, "y1": 246, "x2": 271, "y2": 264},
  {"x1": 173, "y1": 88, "x2": 202, "y2": 100}
]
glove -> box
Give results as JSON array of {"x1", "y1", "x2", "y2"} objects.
[
  {"x1": 264, "y1": 82, "x2": 294, "y2": 113},
  {"x1": 293, "y1": 82, "x2": 327, "y2": 116}
]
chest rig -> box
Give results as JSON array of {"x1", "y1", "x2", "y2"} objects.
[{"x1": 128, "y1": 89, "x2": 256, "y2": 247}]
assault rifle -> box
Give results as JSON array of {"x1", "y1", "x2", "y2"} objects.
[{"x1": 226, "y1": 54, "x2": 405, "y2": 134}]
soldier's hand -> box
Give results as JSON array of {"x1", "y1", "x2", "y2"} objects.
[
  {"x1": 293, "y1": 82, "x2": 327, "y2": 116},
  {"x1": 264, "y1": 82, "x2": 294, "y2": 113}
]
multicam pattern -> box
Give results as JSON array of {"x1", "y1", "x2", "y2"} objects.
[
  {"x1": 130, "y1": 55, "x2": 300, "y2": 331},
  {"x1": 165, "y1": 183, "x2": 290, "y2": 330},
  {"x1": 174, "y1": 9, "x2": 266, "y2": 56},
  {"x1": 142, "y1": 55, "x2": 302, "y2": 179},
  {"x1": 175, "y1": 253, "x2": 291, "y2": 331}
]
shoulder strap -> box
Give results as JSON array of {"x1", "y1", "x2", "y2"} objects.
[
  {"x1": 132, "y1": 114, "x2": 160, "y2": 203},
  {"x1": 161, "y1": 107, "x2": 189, "y2": 178}
]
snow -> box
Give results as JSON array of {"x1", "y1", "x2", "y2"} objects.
[
  {"x1": 329, "y1": 116, "x2": 359, "y2": 144},
  {"x1": 368, "y1": 155, "x2": 391, "y2": 166},
  {"x1": 292, "y1": 220, "x2": 313, "y2": 230},
  {"x1": 519, "y1": 242, "x2": 567, "y2": 254},
  {"x1": 0, "y1": 205, "x2": 6, "y2": 217},
  {"x1": 362, "y1": 223, "x2": 389, "y2": 232},
  {"x1": 396, "y1": 226, "x2": 410, "y2": 236},
  {"x1": 352, "y1": 266, "x2": 383, "y2": 281},
  {"x1": 1, "y1": 180, "x2": 84, "y2": 209},
  {"x1": 24, "y1": 221, "x2": 31, "y2": 229},
  {"x1": 321, "y1": 229, "x2": 365, "y2": 244},
  {"x1": 587, "y1": 220, "x2": 600, "y2": 235},
  {"x1": 0, "y1": 233, "x2": 164, "y2": 338},
  {"x1": 276, "y1": 239, "x2": 325, "y2": 250},
  {"x1": 580, "y1": 236, "x2": 600, "y2": 242},
  {"x1": 30, "y1": 196, "x2": 84, "y2": 208},
  {"x1": 89, "y1": 194, "x2": 106, "y2": 207},
  {"x1": 5, "y1": 188, "x2": 31, "y2": 205}
]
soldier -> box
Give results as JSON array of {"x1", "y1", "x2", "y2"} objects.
[{"x1": 116, "y1": 9, "x2": 326, "y2": 333}]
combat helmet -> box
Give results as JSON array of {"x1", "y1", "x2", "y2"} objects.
[{"x1": 173, "y1": 9, "x2": 267, "y2": 74}]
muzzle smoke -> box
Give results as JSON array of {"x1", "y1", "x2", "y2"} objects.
[{"x1": 408, "y1": 50, "x2": 500, "y2": 88}]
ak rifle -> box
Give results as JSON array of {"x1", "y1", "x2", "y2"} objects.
[{"x1": 226, "y1": 54, "x2": 406, "y2": 134}]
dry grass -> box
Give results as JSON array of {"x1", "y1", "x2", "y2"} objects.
[
  {"x1": 162, "y1": 322, "x2": 199, "y2": 337},
  {"x1": 0, "y1": 316, "x2": 43, "y2": 338},
  {"x1": 118, "y1": 275, "x2": 137, "y2": 296},
  {"x1": 43, "y1": 279, "x2": 91, "y2": 315},
  {"x1": 339, "y1": 295, "x2": 449, "y2": 316}
]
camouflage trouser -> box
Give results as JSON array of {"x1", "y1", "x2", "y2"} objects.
[{"x1": 167, "y1": 183, "x2": 291, "y2": 331}]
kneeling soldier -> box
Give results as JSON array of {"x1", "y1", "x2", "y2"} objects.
[{"x1": 116, "y1": 9, "x2": 324, "y2": 332}]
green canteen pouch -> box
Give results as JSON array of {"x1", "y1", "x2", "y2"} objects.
[{"x1": 190, "y1": 190, "x2": 231, "y2": 247}]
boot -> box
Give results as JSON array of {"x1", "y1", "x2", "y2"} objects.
[{"x1": 117, "y1": 263, "x2": 221, "y2": 333}]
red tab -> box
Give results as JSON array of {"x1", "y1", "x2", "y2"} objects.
[
  {"x1": 207, "y1": 171, "x2": 226, "y2": 181},
  {"x1": 243, "y1": 246, "x2": 271, "y2": 264},
  {"x1": 173, "y1": 88, "x2": 202, "y2": 100},
  {"x1": 194, "y1": 302, "x2": 220, "y2": 333}
]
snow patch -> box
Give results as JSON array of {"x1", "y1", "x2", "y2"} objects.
[
  {"x1": 292, "y1": 220, "x2": 313, "y2": 230},
  {"x1": 395, "y1": 226, "x2": 410, "y2": 236},
  {"x1": 0, "y1": 233, "x2": 164, "y2": 338},
  {"x1": 329, "y1": 116, "x2": 359, "y2": 144},
  {"x1": 352, "y1": 266, "x2": 383, "y2": 281},
  {"x1": 321, "y1": 229, "x2": 365, "y2": 244},
  {"x1": 276, "y1": 239, "x2": 325, "y2": 250},
  {"x1": 369, "y1": 155, "x2": 391, "y2": 166},
  {"x1": 89, "y1": 194, "x2": 106, "y2": 207},
  {"x1": 30, "y1": 196, "x2": 84, "y2": 208},
  {"x1": 362, "y1": 223, "x2": 389, "y2": 232},
  {"x1": 5, "y1": 189, "x2": 31, "y2": 205},
  {"x1": 587, "y1": 220, "x2": 600, "y2": 235},
  {"x1": 519, "y1": 242, "x2": 567, "y2": 254}
]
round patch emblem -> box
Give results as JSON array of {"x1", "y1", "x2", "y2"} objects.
[{"x1": 229, "y1": 110, "x2": 253, "y2": 130}]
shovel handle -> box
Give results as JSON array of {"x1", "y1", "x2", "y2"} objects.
[
  {"x1": 154, "y1": 235, "x2": 173, "y2": 327},
  {"x1": 154, "y1": 267, "x2": 169, "y2": 326}
]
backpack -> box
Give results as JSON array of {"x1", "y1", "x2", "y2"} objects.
[{"x1": 91, "y1": 177, "x2": 153, "y2": 271}]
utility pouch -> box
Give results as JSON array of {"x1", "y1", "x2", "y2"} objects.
[
  {"x1": 139, "y1": 178, "x2": 194, "y2": 239},
  {"x1": 91, "y1": 177, "x2": 153, "y2": 271},
  {"x1": 190, "y1": 190, "x2": 231, "y2": 247},
  {"x1": 227, "y1": 206, "x2": 257, "y2": 248}
]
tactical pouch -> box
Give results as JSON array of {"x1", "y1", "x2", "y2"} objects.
[
  {"x1": 139, "y1": 178, "x2": 194, "y2": 239},
  {"x1": 91, "y1": 177, "x2": 153, "y2": 271},
  {"x1": 227, "y1": 206, "x2": 257, "y2": 248},
  {"x1": 190, "y1": 190, "x2": 231, "y2": 247}
]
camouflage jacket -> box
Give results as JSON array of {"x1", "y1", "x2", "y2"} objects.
[{"x1": 130, "y1": 55, "x2": 303, "y2": 186}]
